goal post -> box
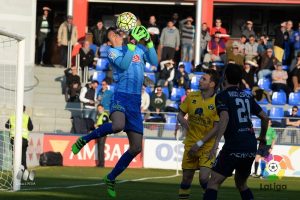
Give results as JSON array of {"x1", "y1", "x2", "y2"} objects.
[{"x1": 0, "y1": 29, "x2": 25, "y2": 191}]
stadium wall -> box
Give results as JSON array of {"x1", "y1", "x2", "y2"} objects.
[{"x1": 27, "y1": 133, "x2": 300, "y2": 178}]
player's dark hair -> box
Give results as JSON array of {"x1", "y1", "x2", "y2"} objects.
[
  {"x1": 224, "y1": 63, "x2": 243, "y2": 85},
  {"x1": 204, "y1": 69, "x2": 220, "y2": 90}
]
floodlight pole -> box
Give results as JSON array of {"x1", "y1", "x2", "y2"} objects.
[{"x1": 194, "y1": 0, "x2": 203, "y2": 66}]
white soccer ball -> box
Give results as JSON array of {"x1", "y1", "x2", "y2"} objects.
[{"x1": 116, "y1": 12, "x2": 137, "y2": 32}]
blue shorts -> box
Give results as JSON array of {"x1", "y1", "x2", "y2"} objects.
[{"x1": 110, "y1": 92, "x2": 143, "y2": 134}]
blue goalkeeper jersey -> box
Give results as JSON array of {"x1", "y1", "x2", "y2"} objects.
[{"x1": 107, "y1": 44, "x2": 158, "y2": 95}]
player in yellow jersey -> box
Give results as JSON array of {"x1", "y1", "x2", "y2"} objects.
[{"x1": 178, "y1": 69, "x2": 220, "y2": 200}]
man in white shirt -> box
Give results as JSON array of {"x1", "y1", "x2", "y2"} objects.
[{"x1": 79, "y1": 80, "x2": 99, "y2": 121}]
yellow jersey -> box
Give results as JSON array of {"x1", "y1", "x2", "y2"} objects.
[{"x1": 180, "y1": 91, "x2": 219, "y2": 148}]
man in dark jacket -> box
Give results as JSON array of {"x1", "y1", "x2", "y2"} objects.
[{"x1": 92, "y1": 20, "x2": 107, "y2": 48}]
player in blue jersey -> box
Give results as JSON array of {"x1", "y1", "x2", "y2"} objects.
[
  {"x1": 71, "y1": 26, "x2": 158, "y2": 198},
  {"x1": 203, "y1": 64, "x2": 269, "y2": 200}
]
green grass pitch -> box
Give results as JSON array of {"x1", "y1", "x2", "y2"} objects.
[{"x1": 0, "y1": 167, "x2": 299, "y2": 199}]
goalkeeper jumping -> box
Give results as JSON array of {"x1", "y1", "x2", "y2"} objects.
[{"x1": 71, "y1": 26, "x2": 158, "y2": 198}]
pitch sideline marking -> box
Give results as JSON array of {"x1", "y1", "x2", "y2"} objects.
[{"x1": 21, "y1": 174, "x2": 180, "y2": 191}]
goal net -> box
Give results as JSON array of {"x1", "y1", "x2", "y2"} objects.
[{"x1": 0, "y1": 30, "x2": 25, "y2": 191}]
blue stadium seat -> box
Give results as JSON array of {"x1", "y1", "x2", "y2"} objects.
[
  {"x1": 257, "y1": 98, "x2": 269, "y2": 105},
  {"x1": 191, "y1": 74, "x2": 203, "y2": 89},
  {"x1": 252, "y1": 117, "x2": 261, "y2": 128},
  {"x1": 108, "y1": 84, "x2": 115, "y2": 93},
  {"x1": 164, "y1": 114, "x2": 177, "y2": 131},
  {"x1": 89, "y1": 44, "x2": 98, "y2": 55},
  {"x1": 93, "y1": 71, "x2": 106, "y2": 83},
  {"x1": 288, "y1": 92, "x2": 300, "y2": 106},
  {"x1": 170, "y1": 88, "x2": 185, "y2": 101},
  {"x1": 168, "y1": 101, "x2": 179, "y2": 110},
  {"x1": 243, "y1": 88, "x2": 252, "y2": 95},
  {"x1": 145, "y1": 72, "x2": 156, "y2": 84},
  {"x1": 282, "y1": 65, "x2": 288, "y2": 71},
  {"x1": 287, "y1": 108, "x2": 300, "y2": 116},
  {"x1": 145, "y1": 86, "x2": 152, "y2": 95},
  {"x1": 257, "y1": 78, "x2": 271, "y2": 92},
  {"x1": 272, "y1": 91, "x2": 287, "y2": 105},
  {"x1": 162, "y1": 87, "x2": 169, "y2": 99},
  {"x1": 213, "y1": 61, "x2": 225, "y2": 68},
  {"x1": 193, "y1": 72, "x2": 205, "y2": 75},
  {"x1": 269, "y1": 107, "x2": 284, "y2": 120},
  {"x1": 95, "y1": 58, "x2": 109, "y2": 71},
  {"x1": 261, "y1": 106, "x2": 268, "y2": 115},
  {"x1": 182, "y1": 62, "x2": 192, "y2": 74}
]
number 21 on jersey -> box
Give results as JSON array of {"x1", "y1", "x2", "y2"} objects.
[{"x1": 235, "y1": 98, "x2": 251, "y2": 123}]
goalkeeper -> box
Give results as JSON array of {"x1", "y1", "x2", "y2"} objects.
[{"x1": 71, "y1": 26, "x2": 158, "y2": 198}]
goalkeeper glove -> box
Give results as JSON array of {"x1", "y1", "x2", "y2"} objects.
[
  {"x1": 129, "y1": 26, "x2": 147, "y2": 45},
  {"x1": 138, "y1": 26, "x2": 154, "y2": 48}
]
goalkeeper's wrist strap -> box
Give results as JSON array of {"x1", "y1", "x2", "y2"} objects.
[
  {"x1": 127, "y1": 43, "x2": 136, "y2": 51},
  {"x1": 146, "y1": 41, "x2": 154, "y2": 49},
  {"x1": 196, "y1": 140, "x2": 204, "y2": 147}
]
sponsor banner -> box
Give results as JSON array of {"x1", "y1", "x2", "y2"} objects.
[
  {"x1": 144, "y1": 139, "x2": 184, "y2": 170},
  {"x1": 104, "y1": 137, "x2": 143, "y2": 168},
  {"x1": 43, "y1": 134, "x2": 143, "y2": 167},
  {"x1": 27, "y1": 133, "x2": 44, "y2": 167},
  {"x1": 144, "y1": 139, "x2": 300, "y2": 177}
]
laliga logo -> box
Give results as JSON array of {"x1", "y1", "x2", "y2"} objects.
[{"x1": 263, "y1": 154, "x2": 293, "y2": 180}]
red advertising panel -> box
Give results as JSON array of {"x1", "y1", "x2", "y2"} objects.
[{"x1": 43, "y1": 134, "x2": 143, "y2": 168}]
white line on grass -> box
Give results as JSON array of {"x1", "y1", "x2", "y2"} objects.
[{"x1": 21, "y1": 174, "x2": 180, "y2": 191}]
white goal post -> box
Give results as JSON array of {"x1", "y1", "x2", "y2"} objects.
[{"x1": 0, "y1": 29, "x2": 25, "y2": 191}]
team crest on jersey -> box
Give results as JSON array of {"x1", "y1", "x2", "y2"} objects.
[
  {"x1": 208, "y1": 104, "x2": 215, "y2": 110},
  {"x1": 192, "y1": 100, "x2": 197, "y2": 104},
  {"x1": 108, "y1": 51, "x2": 117, "y2": 59},
  {"x1": 132, "y1": 55, "x2": 141, "y2": 62}
]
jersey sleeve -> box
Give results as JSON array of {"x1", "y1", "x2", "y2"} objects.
[
  {"x1": 179, "y1": 94, "x2": 190, "y2": 114},
  {"x1": 107, "y1": 48, "x2": 122, "y2": 64},
  {"x1": 250, "y1": 97, "x2": 262, "y2": 116},
  {"x1": 215, "y1": 92, "x2": 228, "y2": 116}
]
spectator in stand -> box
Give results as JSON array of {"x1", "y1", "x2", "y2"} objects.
[
  {"x1": 201, "y1": 23, "x2": 211, "y2": 60},
  {"x1": 285, "y1": 105, "x2": 300, "y2": 143},
  {"x1": 141, "y1": 85, "x2": 150, "y2": 113},
  {"x1": 291, "y1": 31, "x2": 300, "y2": 58},
  {"x1": 203, "y1": 32, "x2": 226, "y2": 68},
  {"x1": 179, "y1": 16, "x2": 195, "y2": 62},
  {"x1": 97, "y1": 80, "x2": 113, "y2": 111},
  {"x1": 57, "y1": 15, "x2": 78, "y2": 68},
  {"x1": 91, "y1": 20, "x2": 107, "y2": 49},
  {"x1": 64, "y1": 66, "x2": 81, "y2": 102},
  {"x1": 174, "y1": 63, "x2": 190, "y2": 89},
  {"x1": 258, "y1": 48, "x2": 275, "y2": 80},
  {"x1": 286, "y1": 20, "x2": 294, "y2": 39},
  {"x1": 271, "y1": 61, "x2": 289, "y2": 97},
  {"x1": 79, "y1": 40, "x2": 95, "y2": 82},
  {"x1": 79, "y1": 80, "x2": 99, "y2": 121},
  {"x1": 241, "y1": 20, "x2": 256, "y2": 39},
  {"x1": 283, "y1": 31, "x2": 291, "y2": 65},
  {"x1": 252, "y1": 86, "x2": 272, "y2": 103},
  {"x1": 274, "y1": 22, "x2": 287, "y2": 49},
  {"x1": 181, "y1": 88, "x2": 191, "y2": 103},
  {"x1": 226, "y1": 42, "x2": 245, "y2": 66},
  {"x1": 147, "y1": 15, "x2": 160, "y2": 50},
  {"x1": 232, "y1": 35, "x2": 247, "y2": 55},
  {"x1": 160, "y1": 20, "x2": 180, "y2": 61},
  {"x1": 172, "y1": 13, "x2": 179, "y2": 28},
  {"x1": 36, "y1": 6, "x2": 53, "y2": 65},
  {"x1": 290, "y1": 51, "x2": 300, "y2": 72},
  {"x1": 149, "y1": 85, "x2": 167, "y2": 117},
  {"x1": 241, "y1": 60, "x2": 258, "y2": 90},
  {"x1": 245, "y1": 34, "x2": 258, "y2": 62},
  {"x1": 157, "y1": 59, "x2": 175, "y2": 95},
  {"x1": 211, "y1": 18, "x2": 227, "y2": 36},
  {"x1": 291, "y1": 60, "x2": 300, "y2": 92},
  {"x1": 257, "y1": 34, "x2": 273, "y2": 56}
]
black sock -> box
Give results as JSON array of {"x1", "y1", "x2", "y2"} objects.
[
  {"x1": 200, "y1": 182, "x2": 208, "y2": 190},
  {"x1": 203, "y1": 188, "x2": 217, "y2": 200},
  {"x1": 240, "y1": 188, "x2": 254, "y2": 200},
  {"x1": 254, "y1": 162, "x2": 259, "y2": 174}
]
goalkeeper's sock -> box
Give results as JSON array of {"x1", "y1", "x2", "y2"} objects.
[
  {"x1": 254, "y1": 161, "x2": 259, "y2": 175},
  {"x1": 107, "y1": 150, "x2": 135, "y2": 180},
  {"x1": 82, "y1": 123, "x2": 113, "y2": 142},
  {"x1": 203, "y1": 188, "x2": 217, "y2": 200},
  {"x1": 178, "y1": 184, "x2": 191, "y2": 199},
  {"x1": 240, "y1": 188, "x2": 254, "y2": 200},
  {"x1": 260, "y1": 160, "x2": 266, "y2": 176}
]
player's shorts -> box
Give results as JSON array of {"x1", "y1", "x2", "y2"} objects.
[
  {"x1": 212, "y1": 149, "x2": 256, "y2": 178},
  {"x1": 110, "y1": 92, "x2": 143, "y2": 134},
  {"x1": 256, "y1": 145, "x2": 271, "y2": 158},
  {"x1": 182, "y1": 146, "x2": 215, "y2": 170}
]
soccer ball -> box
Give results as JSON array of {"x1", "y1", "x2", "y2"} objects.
[{"x1": 116, "y1": 12, "x2": 137, "y2": 32}]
